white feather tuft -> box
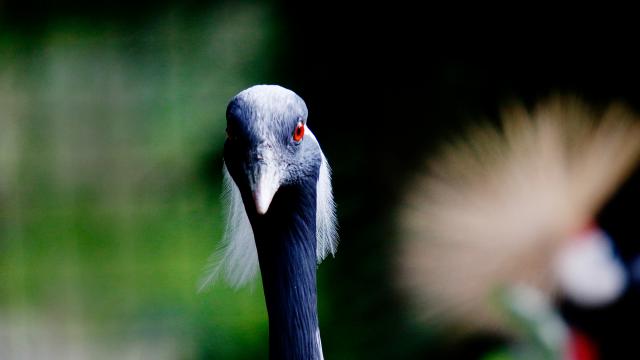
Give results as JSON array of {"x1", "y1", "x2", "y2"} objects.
[
  {"x1": 199, "y1": 164, "x2": 259, "y2": 290},
  {"x1": 316, "y1": 152, "x2": 339, "y2": 262},
  {"x1": 305, "y1": 126, "x2": 339, "y2": 262}
]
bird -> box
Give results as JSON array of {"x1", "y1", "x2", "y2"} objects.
[
  {"x1": 201, "y1": 85, "x2": 338, "y2": 360},
  {"x1": 395, "y1": 97, "x2": 640, "y2": 358}
]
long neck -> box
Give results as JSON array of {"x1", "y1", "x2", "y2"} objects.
[{"x1": 250, "y1": 183, "x2": 323, "y2": 360}]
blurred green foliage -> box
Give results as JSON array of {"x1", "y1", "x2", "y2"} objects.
[{"x1": 0, "y1": 2, "x2": 284, "y2": 358}]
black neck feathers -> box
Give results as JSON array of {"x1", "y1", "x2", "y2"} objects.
[{"x1": 248, "y1": 179, "x2": 322, "y2": 360}]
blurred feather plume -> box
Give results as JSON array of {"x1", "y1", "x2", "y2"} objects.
[{"x1": 397, "y1": 97, "x2": 640, "y2": 331}]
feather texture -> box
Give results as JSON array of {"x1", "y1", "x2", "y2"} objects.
[
  {"x1": 200, "y1": 164, "x2": 257, "y2": 289},
  {"x1": 309, "y1": 128, "x2": 339, "y2": 261}
]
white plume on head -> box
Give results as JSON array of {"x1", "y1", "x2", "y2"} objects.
[
  {"x1": 309, "y1": 128, "x2": 339, "y2": 261},
  {"x1": 396, "y1": 97, "x2": 640, "y2": 331},
  {"x1": 200, "y1": 128, "x2": 337, "y2": 289}
]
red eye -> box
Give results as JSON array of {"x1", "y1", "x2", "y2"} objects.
[{"x1": 293, "y1": 122, "x2": 305, "y2": 142}]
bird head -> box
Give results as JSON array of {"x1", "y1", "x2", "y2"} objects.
[
  {"x1": 200, "y1": 85, "x2": 337, "y2": 289},
  {"x1": 223, "y1": 85, "x2": 321, "y2": 215}
]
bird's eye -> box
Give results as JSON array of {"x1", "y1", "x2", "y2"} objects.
[{"x1": 293, "y1": 122, "x2": 305, "y2": 142}]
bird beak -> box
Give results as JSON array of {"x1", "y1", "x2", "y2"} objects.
[{"x1": 250, "y1": 160, "x2": 281, "y2": 215}]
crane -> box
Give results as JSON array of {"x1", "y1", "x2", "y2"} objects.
[{"x1": 202, "y1": 85, "x2": 337, "y2": 360}]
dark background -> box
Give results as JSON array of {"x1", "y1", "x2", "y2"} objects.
[
  {"x1": 283, "y1": 5, "x2": 640, "y2": 358},
  {"x1": 1, "y1": 1, "x2": 639, "y2": 358}
]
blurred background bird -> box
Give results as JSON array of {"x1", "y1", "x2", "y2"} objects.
[
  {"x1": 201, "y1": 85, "x2": 337, "y2": 360},
  {"x1": 396, "y1": 97, "x2": 640, "y2": 359}
]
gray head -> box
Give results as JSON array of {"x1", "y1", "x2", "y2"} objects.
[
  {"x1": 224, "y1": 85, "x2": 321, "y2": 215},
  {"x1": 202, "y1": 84, "x2": 337, "y2": 289}
]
